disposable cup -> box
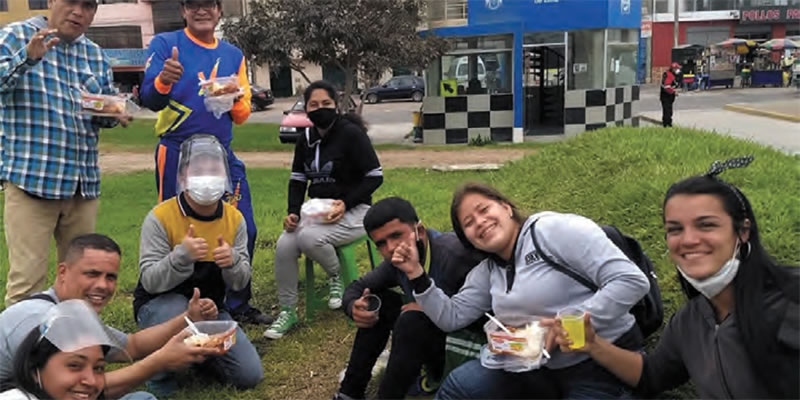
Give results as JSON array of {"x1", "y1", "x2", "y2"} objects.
[
  {"x1": 557, "y1": 306, "x2": 586, "y2": 349},
  {"x1": 364, "y1": 294, "x2": 381, "y2": 313}
]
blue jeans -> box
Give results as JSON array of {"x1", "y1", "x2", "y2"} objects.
[
  {"x1": 136, "y1": 293, "x2": 264, "y2": 396},
  {"x1": 436, "y1": 358, "x2": 631, "y2": 400}
]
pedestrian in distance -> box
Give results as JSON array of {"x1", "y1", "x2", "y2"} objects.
[{"x1": 660, "y1": 62, "x2": 681, "y2": 127}]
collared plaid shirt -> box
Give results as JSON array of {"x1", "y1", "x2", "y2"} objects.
[{"x1": 0, "y1": 16, "x2": 117, "y2": 200}]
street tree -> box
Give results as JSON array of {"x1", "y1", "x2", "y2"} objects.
[{"x1": 223, "y1": 0, "x2": 449, "y2": 112}]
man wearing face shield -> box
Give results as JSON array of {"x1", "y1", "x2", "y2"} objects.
[{"x1": 132, "y1": 135, "x2": 263, "y2": 396}]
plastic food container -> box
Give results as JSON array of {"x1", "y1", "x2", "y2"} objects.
[
  {"x1": 199, "y1": 76, "x2": 243, "y2": 97},
  {"x1": 198, "y1": 76, "x2": 244, "y2": 118},
  {"x1": 80, "y1": 92, "x2": 138, "y2": 117},
  {"x1": 183, "y1": 320, "x2": 238, "y2": 351},
  {"x1": 481, "y1": 315, "x2": 548, "y2": 372},
  {"x1": 300, "y1": 198, "x2": 336, "y2": 227}
]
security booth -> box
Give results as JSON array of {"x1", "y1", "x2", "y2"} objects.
[{"x1": 420, "y1": 0, "x2": 642, "y2": 144}]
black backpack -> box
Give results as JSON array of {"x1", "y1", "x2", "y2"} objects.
[{"x1": 530, "y1": 219, "x2": 664, "y2": 338}]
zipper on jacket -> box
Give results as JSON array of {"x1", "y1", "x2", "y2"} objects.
[{"x1": 713, "y1": 325, "x2": 735, "y2": 399}]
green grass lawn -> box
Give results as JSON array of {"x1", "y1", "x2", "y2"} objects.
[
  {"x1": 1, "y1": 126, "x2": 798, "y2": 399},
  {"x1": 99, "y1": 119, "x2": 547, "y2": 153}
]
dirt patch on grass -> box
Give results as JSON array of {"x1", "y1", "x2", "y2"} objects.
[{"x1": 99, "y1": 149, "x2": 536, "y2": 174}]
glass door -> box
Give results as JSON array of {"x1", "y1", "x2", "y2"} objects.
[{"x1": 523, "y1": 44, "x2": 566, "y2": 136}]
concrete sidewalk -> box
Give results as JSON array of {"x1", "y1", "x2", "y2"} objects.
[{"x1": 640, "y1": 110, "x2": 800, "y2": 155}]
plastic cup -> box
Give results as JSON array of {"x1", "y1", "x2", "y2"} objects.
[
  {"x1": 364, "y1": 294, "x2": 381, "y2": 313},
  {"x1": 557, "y1": 307, "x2": 586, "y2": 349}
]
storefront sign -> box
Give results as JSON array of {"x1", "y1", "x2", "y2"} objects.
[
  {"x1": 641, "y1": 21, "x2": 652, "y2": 38},
  {"x1": 485, "y1": 0, "x2": 502, "y2": 10},
  {"x1": 440, "y1": 79, "x2": 458, "y2": 97},
  {"x1": 739, "y1": 6, "x2": 800, "y2": 24},
  {"x1": 621, "y1": 0, "x2": 631, "y2": 15}
]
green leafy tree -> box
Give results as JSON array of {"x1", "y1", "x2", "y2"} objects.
[{"x1": 223, "y1": 0, "x2": 449, "y2": 111}]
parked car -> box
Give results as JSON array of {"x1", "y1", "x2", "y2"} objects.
[
  {"x1": 278, "y1": 94, "x2": 357, "y2": 143},
  {"x1": 250, "y1": 85, "x2": 274, "y2": 111},
  {"x1": 364, "y1": 75, "x2": 424, "y2": 104}
]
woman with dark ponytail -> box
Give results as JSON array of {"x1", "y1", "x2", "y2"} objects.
[
  {"x1": 553, "y1": 155, "x2": 799, "y2": 398},
  {"x1": 265, "y1": 80, "x2": 383, "y2": 340}
]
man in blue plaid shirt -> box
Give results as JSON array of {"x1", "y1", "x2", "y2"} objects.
[{"x1": 0, "y1": 0, "x2": 131, "y2": 306}]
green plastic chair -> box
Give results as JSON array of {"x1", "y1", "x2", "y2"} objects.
[{"x1": 305, "y1": 235, "x2": 382, "y2": 322}]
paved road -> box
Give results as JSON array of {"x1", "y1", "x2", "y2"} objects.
[
  {"x1": 248, "y1": 97, "x2": 420, "y2": 125},
  {"x1": 638, "y1": 85, "x2": 799, "y2": 113}
]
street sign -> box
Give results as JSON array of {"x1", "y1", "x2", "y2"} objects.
[
  {"x1": 641, "y1": 21, "x2": 652, "y2": 38},
  {"x1": 440, "y1": 79, "x2": 458, "y2": 97}
]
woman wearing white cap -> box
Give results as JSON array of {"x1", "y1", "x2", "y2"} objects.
[{"x1": 0, "y1": 300, "x2": 154, "y2": 400}]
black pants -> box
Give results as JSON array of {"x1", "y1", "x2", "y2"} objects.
[
  {"x1": 660, "y1": 93, "x2": 675, "y2": 127},
  {"x1": 339, "y1": 290, "x2": 447, "y2": 399}
]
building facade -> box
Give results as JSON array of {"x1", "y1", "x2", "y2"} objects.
[
  {"x1": 648, "y1": 0, "x2": 800, "y2": 79},
  {"x1": 420, "y1": 0, "x2": 642, "y2": 144}
]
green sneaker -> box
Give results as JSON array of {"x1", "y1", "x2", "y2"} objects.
[
  {"x1": 263, "y1": 307, "x2": 297, "y2": 339},
  {"x1": 328, "y1": 276, "x2": 343, "y2": 310}
]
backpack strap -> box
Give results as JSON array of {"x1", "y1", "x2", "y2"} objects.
[
  {"x1": 530, "y1": 219, "x2": 598, "y2": 292},
  {"x1": 20, "y1": 292, "x2": 57, "y2": 303}
]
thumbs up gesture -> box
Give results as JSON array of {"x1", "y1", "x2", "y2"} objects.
[
  {"x1": 182, "y1": 224, "x2": 208, "y2": 261},
  {"x1": 159, "y1": 46, "x2": 184, "y2": 85},
  {"x1": 186, "y1": 287, "x2": 219, "y2": 321},
  {"x1": 213, "y1": 235, "x2": 234, "y2": 268}
]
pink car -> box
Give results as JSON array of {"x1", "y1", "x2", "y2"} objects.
[
  {"x1": 278, "y1": 98, "x2": 312, "y2": 143},
  {"x1": 278, "y1": 95, "x2": 358, "y2": 144}
]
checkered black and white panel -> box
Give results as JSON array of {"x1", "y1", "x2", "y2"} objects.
[
  {"x1": 422, "y1": 94, "x2": 514, "y2": 144},
  {"x1": 564, "y1": 86, "x2": 640, "y2": 136}
]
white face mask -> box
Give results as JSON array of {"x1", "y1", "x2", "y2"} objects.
[
  {"x1": 186, "y1": 175, "x2": 227, "y2": 205},
  {"x1": 677, "y1": 241, "x2": 740, "y2": 299}
]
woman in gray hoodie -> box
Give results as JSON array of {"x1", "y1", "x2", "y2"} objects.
[{"x1": 390, "y1": 182, "x2": 650, "y2": 399}]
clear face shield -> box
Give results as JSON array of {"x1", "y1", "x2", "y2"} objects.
[
  {"x1": 38, "y1": 299, "x2": 128, "y2": 360},
  {"x1": 176, "y1": 135, "x2": 232, "y2": 206}
]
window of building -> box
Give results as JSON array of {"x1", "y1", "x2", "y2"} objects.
[
  {"x1": 86, "y1": 26, "x2": 142, "y2": 49},
  {"x1": 28, "y1": 0, "x2": 48, "y2": 10},
  {"x1": 606, "y1": 29, "x2": 638, "y2": 88},
  {"x1": 0, "y1": 0, "x2": 8, "y2": 12},
  {"x1": 429, "y1": 34, "x2": 513, "y2": 95},
  {"x1": 428, "y1": 0, "x2": 467, "y2": 27},
  {"x1": 568, "y1": 30, "x2": 605, "y2": 90}
]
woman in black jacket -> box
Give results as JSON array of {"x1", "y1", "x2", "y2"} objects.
[
  {"x1": 553, "y1": 156, "x2": 799, "y2": 399},
  {"x1": 265, "y1": 81, "x2": 383, "y2": 340}
]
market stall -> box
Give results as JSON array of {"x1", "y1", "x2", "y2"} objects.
[
  {"x1": 707, "y1": 39, "x2": 744, "y2": 89},
  {"x1": 753, "y1": 38, "x2": 800, "y2": 87}
]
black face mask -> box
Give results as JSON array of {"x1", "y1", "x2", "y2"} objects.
[{"x1": 307, "y1": 107, "x2": 338, "y2": 129}]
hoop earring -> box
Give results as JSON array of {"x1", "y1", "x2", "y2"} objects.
[{"x1": 741, "y1": 241, "x2": 752, "y2": 260}]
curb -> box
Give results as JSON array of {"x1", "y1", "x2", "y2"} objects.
[
  {"x1": 723, "y1": 104, "x2": 800, "y2": 123},
  {"x1": 638, "y1": 114, "x2": 662, "y2": 125}
]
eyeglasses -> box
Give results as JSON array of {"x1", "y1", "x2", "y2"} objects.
[
  {"x1": 184, "y1": 0, "x2": 219, "y2": 11},
  {"x1": 62, "y1": 0, "x2": 98, "y2": 12}
]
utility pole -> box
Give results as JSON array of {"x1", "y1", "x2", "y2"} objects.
[{"x1": 673, "y1": 0, "x2": 679, "y2": 47}]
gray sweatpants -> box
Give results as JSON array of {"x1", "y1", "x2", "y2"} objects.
[{"x1": 275, "y1": 204, "x2": 369, "y2": 307}]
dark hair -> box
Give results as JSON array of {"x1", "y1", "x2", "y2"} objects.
[
  {"x1": 363, "y1": 197, "x2": 419, "y2": 236},
  {"x1": 64, "y1": 234, "x2": 121, "y2": 264},
  {"x1": 664, "y1": 175, "x2": 799, "y2": 397},
  {"x1": 450, "y1": 182, "x2": 526, "y2": 253},
  {"x1": 2, "y1": 328, "x2": 109, "y2": 400},
  {"x1": 303, "y1": 80, "x2": 368, "y2": 132}
]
